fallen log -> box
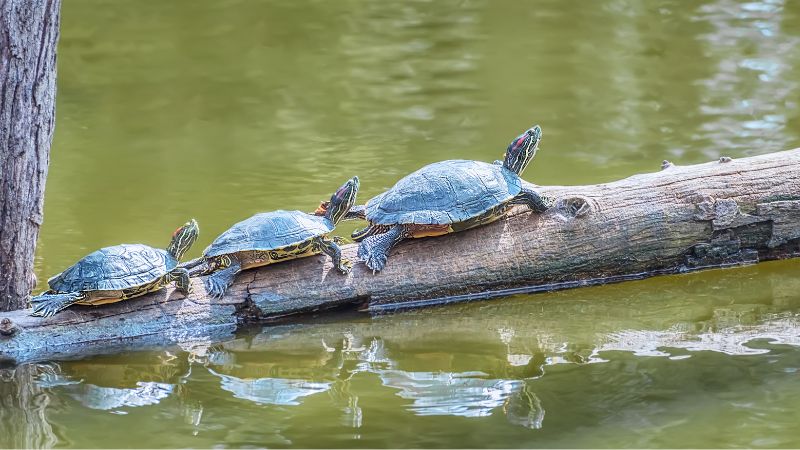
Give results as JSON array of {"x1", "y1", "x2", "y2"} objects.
[{"x1": 1, "y1": 149, "x2": 799, "y2": 364}]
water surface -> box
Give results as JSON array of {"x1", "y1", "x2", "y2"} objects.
[{"x1": 4, "y1": 0, "x2": 800, "y2": 447}]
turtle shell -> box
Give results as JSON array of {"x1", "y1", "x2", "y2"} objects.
[
  {"x1": 48, "y1": 244, "x2": 176, "y2": 292},
  {"x1": 204, "y1": 210, "x2": 333, "y2": 257},
  {"x1": 365, "y1": 159, "x2": 522, "y2": 225}
]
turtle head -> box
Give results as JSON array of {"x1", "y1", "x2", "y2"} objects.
[
  {"x1": 503, "y1": 125, "x2": 541, "y2": 175},
  {"x1": 324, "y1": 176, "x2": 360, "y2": 225},
  {"x1": 167, "y1": 219, "x2": 199, "y2": 260}
]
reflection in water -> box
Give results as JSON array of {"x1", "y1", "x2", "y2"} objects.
[
  {"x1": 57, "y1": 381, "x2": 174, "y2": 411},
  {"x1": 33, "y1": 357, "x2": 182, "y2": 412},
  {"x1": 598, "y1": 313, "x2": 800, "y2": 357},
  {"x1": 330, "y1": 378, "x2": 364, "y2": 429},
  {"x1": 210, "y1": 369, "x2": 331, "y2": 406},
  {"x1": 504, "y1": 384, "x2": 545, "y2": 430},
  {"x1": 377, "y1": 370, "x2": 521, "y2": 418},
  {"x1": 0, "y1": 364, "x2": 58, "y2": 449},
  {"x1": 6, "y1": 262, "x2": 800, "y2": 447},
  {"x1": 214, "y1": 334, "x2": 544, "y2": 428}
]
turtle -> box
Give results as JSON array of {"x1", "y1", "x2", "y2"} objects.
[
  {"x1": 183, "y1": 177, "x2": 359, "y2": 299},
  {"x1": 349, "y1": 124, "x2": 552, "y2": 272},
  {"x1": 29, "y1": 219, "x2": 200, "y2": 317}
]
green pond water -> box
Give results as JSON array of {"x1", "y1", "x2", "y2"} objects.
[{"x1": 3, "y1": 0, "x2": 800, "y2": 447}]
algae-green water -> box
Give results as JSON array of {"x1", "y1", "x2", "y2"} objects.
[{"x1": 3, "y1": 0, "x2": 800, "y2": 447}]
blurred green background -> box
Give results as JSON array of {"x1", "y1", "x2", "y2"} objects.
[{"x1": 6, "y1": 0, "x2": 800, "y2": 448}]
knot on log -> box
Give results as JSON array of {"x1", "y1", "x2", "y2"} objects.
[
  {"x1": 554, "y1": 196, "x2": 594, "y2": 218},
  {"x1": 693, "y1": 196, "x2": 759, "y2": 229},
  {"x1": 661, "y1": 160, "x2": 674, "y2": 170},
  {"x1": 0, "y1": 318, "x2": 19, "y2": 338},
  {"x1": 685, "y1": 230, "x2": 759, "y2": 269},
  {"x1": 719, "y1": 156, "x2": 733, "y2": 163}
]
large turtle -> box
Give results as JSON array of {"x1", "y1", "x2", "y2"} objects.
[
  {"x1": 350, "y1": 125, "x2": 551, "y2": 272},
  {"x1": 183, "y1": 177, "x2": 359, "y2": 299},
  {"x1": 30, "y1": 219, "x2": 200, "y2": 317}
]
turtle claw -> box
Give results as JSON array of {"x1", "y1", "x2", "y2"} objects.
[
  {"x1": 203, "y1": 263, "x2": 240, "y2": 300},
  {"x1": 29, "y1": 292, "x2": 85, "y2": 318},
  {"x1": 205, "y1": 277, "x2": 225, "y2": 300},
  {"x1": 357, "y1": 235, "x2": 395, "y2": 273},
  {"x1": 337, "y1": 258, "x2": 353, "y2": 275},
  {"x1": 332, "y1": 235, "x2": 350, "y2": 245},
  {"x1": 361, "y1": 250, "x2": 388, "y2": 273}
]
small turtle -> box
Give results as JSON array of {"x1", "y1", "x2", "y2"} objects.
[
  {"x1": 30, "y1": 219, "x2": 200, "y2": 317},
  {"x1": 184, "y1": 177, "x2": 359, "y2": 299},
  {"x1": 350, "y1": 125, "x2": 551, "y2": 272}
]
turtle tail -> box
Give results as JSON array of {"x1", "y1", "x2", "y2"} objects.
[{"x1": 30, "y1": 292, "x2": 86, "y2": 317}]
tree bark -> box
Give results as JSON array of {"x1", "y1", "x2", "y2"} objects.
[
  {"x1": 0, "y1": 149, "x2": 799, "y2": 364},
  {"x1": 0, "y1": 0, "x2": 60, "y2": 311}
]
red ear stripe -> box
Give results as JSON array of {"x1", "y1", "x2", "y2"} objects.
[
  {"x1": 514, "y1": 136, "x2": 526, "y2": 149},
  {"x1": 173, "y1": 227, "x2": 181, "y2": 238}
]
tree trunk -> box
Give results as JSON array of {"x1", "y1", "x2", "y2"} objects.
[
  {"x1": 0, "y1": 0, "x2": 61, "y2": 311},
  {"x1": 0, "y1": 149, "x2": 799, "y2": 364}
]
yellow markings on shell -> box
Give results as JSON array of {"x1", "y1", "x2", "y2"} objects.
[
  {"x1": 408, "y1": 224, "x2": 452, "y2": 239},
  {"x1": 76, "y1": 274, "x2": 172, "y2": 306},
  {"x1": 237, "y1": 239, "x2": 322, "y2": 270}
]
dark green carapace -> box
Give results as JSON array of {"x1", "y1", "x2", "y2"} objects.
[
  {"x1": 352, "y1": 125, "x2": 552, "y2": 272},
  {"x1": 29, "y1": 220, "x2": 200, "y2": 317},
  {"x1": 183, "y1": 177, "x2": 359, "y2": 299}
]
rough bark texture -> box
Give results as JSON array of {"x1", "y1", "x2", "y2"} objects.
[
  {"x1": 0, "y1": 149, "x2": 799, "y2": 364},
  {"x1": 0, "y1": 0, "x2": 60, "y2": 311}
]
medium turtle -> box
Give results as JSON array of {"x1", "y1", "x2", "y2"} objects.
[
  {"x1": 350, "y1": 125, "x2": 552, "y2": 272},
  {"x1": 30, "y1": 219, "x2": 200, "y2": 317},
  {"x1": 183, "y1": 177, "x2": 359, "y2": 299}
]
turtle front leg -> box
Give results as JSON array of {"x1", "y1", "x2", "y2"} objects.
[
  {"x1": 30, "y1": 292, "x2": 87, "y2": 317},
  {"x1": 510, "y1": 187, "x2": 553, "y2": 213},
  {"x1": 357, "y1": 225, "x2": 406, "y2": 273},
  {"x1": 169, "y1": 267, "x2": 193, "y2": 296},
  {"x1": 315, "y1": 236, "x2": 352, "y2": 275},
  {"x1": 205, "y1": 259, "x2": 241, "y2": 300}
]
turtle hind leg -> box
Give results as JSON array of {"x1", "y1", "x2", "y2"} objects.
[
  {"x1": 169, "y1": 268, "x2": 193, "y2": 296},
  {"x1": 205, "y1": 261, "x2": 241, "y2": 300},
  {"x1": 510, "y1": 187, "x2": 553, "y2": 213},
  {"x1": 30, "y1": 292, "x2": 87, "y2": 317},
  {"x1": 357, "y1": 225, "x2": 406, "y2": 273},
  {"x1": 316, "y1": 236, "x2": 352, "y2": 275}
]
